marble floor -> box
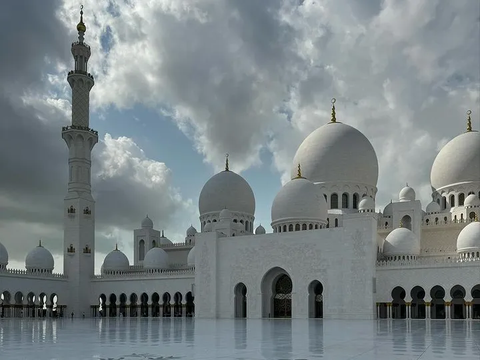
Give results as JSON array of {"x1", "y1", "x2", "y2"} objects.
[{"x1": 0, "y1": 318, "x2": 479, "y2": 359}]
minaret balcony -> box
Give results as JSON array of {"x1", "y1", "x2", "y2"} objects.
[
  {"x1": 62, "y1": 125, "x2": 98, "y2": 136},
  {"x1": 72, "y1": 41, "x2": 90, "y2": 50},
  {"x1": 67, "y1": 70, "x2": 94, "y2": 81}
]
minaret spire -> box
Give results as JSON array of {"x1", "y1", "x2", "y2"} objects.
[
  {"x1": 77, "y1": 5, "x2": 86, "y2": 43},
  {"x1": 466, "y1": 110, "x2": 472, "y2": 132}
]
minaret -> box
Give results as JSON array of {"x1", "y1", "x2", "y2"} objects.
[{"x1": 62, "y1": 6, "x2": 98, "y2": 317}]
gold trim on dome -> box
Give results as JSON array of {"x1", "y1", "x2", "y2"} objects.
[
  {"x1": 293, "y1": 163, "x2": 305, "y2": 179},
  {"x1": 330, "y1": 98, "x2": 337, "y2": 123}
]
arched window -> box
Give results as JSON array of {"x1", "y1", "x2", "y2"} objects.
[
  {"x1": 314, "y1": 224, "x2": 319, "y2": 229},
  {"x1": 342, "y1": 193, "x2": 349, "y2": 208},
  {"x1": 324, "y1": 194, "x2": 327, "y2": 202},
  {"x1": 283, "y1": 225, "x2": 287, "y2": 232},
  {"x1": 302, "y1": 224, "x2": 307, "y2": 230},
  {"x1": 295, "y1": 224, "x2": 300, "y2": 231},
  {"x1": 459, "y1": 193, "x2": 465, "y2": 206},
  {"x1": 331, "y1": 194, "x2": 339, "y2": 209},
  {"x1": 450, "y1": 195, "x2": 455, "y2": 207},
  {"x1": 353, "y1": 193, "x2": 359, "y2": 209},
  {"x1": 334, "y1": 218, "x2": 339, "y2": 227},
  {"x1": 152, "y1": 240, "x2": 156, "y2": 248},
  {"x1": 442, "y1": 196, "x2": 447, "y2": 210},
  {"x1": 289, "y1": 224, "x2": 293, "y2": 232},
  {"x1": 309, "y1": 224, "x2": 313, "y2": 230},
  {"x1": 139, "y1": 240, "x2": 145, "y2": 261}
]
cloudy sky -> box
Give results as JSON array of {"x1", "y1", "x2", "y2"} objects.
[{"x1": 1, "y1": 0, "x2": 479, "y2": 273}]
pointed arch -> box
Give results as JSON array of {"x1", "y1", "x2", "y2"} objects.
[
  {"x1": 234, "y1": 283, "x2": 247, "y2": 318},
  {"x1": 261, "y1": 267, "x2": 292, "y2": 318},
  {"x1": 308, "y1": 280, "x2": 323, "y2": 318}
]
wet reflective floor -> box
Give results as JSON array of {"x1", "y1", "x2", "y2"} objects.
[{"x1": 0, "y1": 318, "x2": 479, "y2": 359}]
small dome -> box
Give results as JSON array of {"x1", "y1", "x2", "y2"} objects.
[
  {"x1": 383, "y1": 201, "x2": 393, "y2": 217},
  {"x1": 159, "y1": 231, "x2": 173, "y2": 245},
  {"x1": 255, "y1": 224, "x2": 266, "y2": 235},
  {"x1": 187, "y1": 246, "x2": 195, "y2": 266},
  {"x1": 0, "y1": 242, "x2": 8, "y2": 266},
  {"x1": 358, "y1": 197, "x2": 375, "y2": 211},
  {"x1": 186, "y1": 225, "x2": 197, "y2": 236},
  {"x1": 102, "y1": 247, "x2": 129, "y2": 272},
  {"x1": 456, "y1": 221, "x2": 480, "y2": 253},
  {"x1": 203, "y1": 223, "x2": 213, "y2": 232},
  {"x1": 143, "y1": 247, "x2": 169, "y2": 269},
  {"x1": 399, "y1": 185, "x2": 416, "y2": 202},
  {"x1": 291, "y1": 121, "x2": 378, "y2": 187},
  {"x1": 219, "y1": 208, "x2": 233, "y2": 221},
  {"x1": 271, "y1": 177, "x2": 327, "y2": 224},
  {"x1": 464, "y1": 194, "x2": 480, "y2": 208},
  {"x1": 426, "y1": 200, "x2": 441, "y2": 214},
  {"x1": 25, "y1": 242, "x2": 54, "y2": 271},
  {"x1": 383, "y1": 227, "x2": 420, "y2": 257},
  {"x1": 430, "y1": 130, "x2": 480, "y2": 192},
  {"x1": 141, "y1": 215, "x2": 154, "y2": 228},
  {"x1": 199, "y1": 170, "x2": 255, "y2": 216}
]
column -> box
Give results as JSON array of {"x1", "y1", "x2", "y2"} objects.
[
  {"x1": 445, "y1": 302, "x2": 451, "y2": 318},
  {"x1": 426, "y1": 302, "x2": 430, "y2": 319}
]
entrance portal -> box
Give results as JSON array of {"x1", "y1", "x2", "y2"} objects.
[{"x1": 273, "y1": 274, "x2": 292, "y2": 318}]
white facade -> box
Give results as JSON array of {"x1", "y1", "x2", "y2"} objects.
[{"x1": 1, "y1": 10, "x2": 480, "y2": 321}]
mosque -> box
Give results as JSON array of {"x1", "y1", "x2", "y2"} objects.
[{"x1": 1, "y1": 9, "x2": 479, "y2": 320}]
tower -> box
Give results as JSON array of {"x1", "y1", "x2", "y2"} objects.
[{"x1": 62, "y1": 6, "x2": 98, "y2": 317}]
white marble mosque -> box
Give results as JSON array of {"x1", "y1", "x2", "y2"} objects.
[{"x1": 1, "y1": 8, "x2": 480, "y2": 322}]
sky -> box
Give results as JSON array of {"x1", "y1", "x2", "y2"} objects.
[{"x1": 0, "y1": 0, "x2": 479, "y2": 273}]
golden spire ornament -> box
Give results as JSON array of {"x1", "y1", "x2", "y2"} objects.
[
  {"x1": 77, "y1": 5, "x2": 86, "y2": 33},
  {"x1": 225, "y1": 153, "x2": 229, "y2": 171},
  {"x1": 294, "y1": 163, "x2": 305, "y2": 179},
  {"x1": 330, "y1": 98, "x2": 337, "y2": 123},
  {"x1": 466, "y1": 110, "x2": 472, "y2": 132}
]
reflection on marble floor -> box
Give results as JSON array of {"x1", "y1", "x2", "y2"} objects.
[{"x1": 0, "y1": 318, "x2": 479, "y2": 360}]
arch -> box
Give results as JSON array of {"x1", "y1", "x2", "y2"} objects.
[
  {"x1": 245, "y1": 220, "x2": 249, "y2": 232},
  {"x1": 151, "y1": 292, "x2": 160, "y2": 317},
  {"x1": 261, "y1": 267, "x2": 292, "y2": 318},
  {"x1": 234, "y1": 282, "x2": 247, "y2": 318},
  {"x1": 331, "y1": 194, "x2": 339, "y2": 209},
  {"x1": 119, "y1": 293, "x2": 127, "y2": 317},
  {"x1": 26, "y1": 292, "x2": 35, "y2": 318},
  {"x1": 152, "y1": 240, "x2": 156, "y2": 248},
  {"x1": 410, "y1": 286, "x2": 426, "y2": 319},
  {"x1": 288, "y1": 224, "x2": 293, "y2": 232},
  {"x1": 401, "y1": 215, "x2": 412, "y2": 230},
  {"x1": 129, "y1": 293, "x2": 138, "y2": 317},
  {"x1": 38, "y1": 293, "x2": 47, "y2": 318},
  {"x1": 174, "y1": 292, "x2": 183, "y2": 317},
  {"x1": 353, "y1": 193, "x2": 359, "y2": 209},
  {"x1": 295, "y1": 224, "x2": 300, "y2": 231},
  {"x1": 472, "y1": 284, "x2": 480, "y2": 319},
  {"x1": 308, "y1": 280, "x2": 323, "y2": 318},
  {"x1": 162, "y1": 292, "x2": 171, "y2": 317},
  {"x1": 430, "y1": 286, "x2": 446, "y2": 319},
  {"x1": 442, "y1": 196, "x2": 447, "y2": 210},
  {"x1": 140, "y1": 292, "x2": 149, "y2": 317},
  {"x1": 449, "y1": 194, "x2": 455, "y2": 207},
  {"x1": 459, "y1": 193, "x2": 465, "y2": 206},
  {"x1": 391, "y1": 286, "x2": 406, "y2": 319},
  {"x1": 99, "y1": 294, "x2": 107, "y2": 317},
  {"x1": 283, "y1": 225, "x2": 287, "y2": 232},
  {"x1": 309, "y1": 224, "x2": 313, "y2": 230},
  {"x1": 302, "y1": 224, "x2": 307, "y2": 230},
  {"x1": 450, "y1": 285, "x2": 466, "y2": 319},
  {"x1": 185, "y1": 291, "x2": 195, "y2": 317},
  {"x1": 469, "y1": 211, "x2": 476, "y2": 220},
  {"x1": 109, "y1": 293, "x2": 117, "y2": 317},
  {"x1": 334, "y1": 218, "x2": 338, "y2": 227},
  {"x1": 139, "y1": 239, "x2": 145, "y2": 261}
]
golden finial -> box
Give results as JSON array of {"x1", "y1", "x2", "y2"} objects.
[
  {"x1": 115, "y1": 243, "x2": 118, "y2": 251},
  {"x1": 39, "y1": 239, "x2": 42, "y2": 247},
  {"x1": 225, "y1": 153, "x2": 229, "y2": 171},
  {"x1": 294, "y1": 163, "x2": 305, "y2": 179},
  {"x1": 161, "y1": 230, "x2": 165, "y2": 237},
  {"x1": 475, "y1": 213, "x2": 479, "y2": 222},
  {"x1": 330, "y1": 98, "x2": 337, "y2": 123},
  {"x1": 466, "y1": 110, "x2": 472, "y2": 132},
  {"x1": 77, "y1": 5, "x2": 86, "y2": 33}
]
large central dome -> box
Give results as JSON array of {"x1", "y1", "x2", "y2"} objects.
[
  {"x1": 430, "y1": 130, "x2": 480, "y2": 192},
  {"x1": 291, "y1": 121, "x2": 378, "y2": 186},
  {"x1": 199, "y1": 170, "x2": 255, "y2": 216}
]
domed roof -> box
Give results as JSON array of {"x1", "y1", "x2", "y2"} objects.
[
  {"x1": 159, "y1": 231, "x2": 173, "y2": 245},
  {"x1": 383, "y1": 201, "x2": 393, "y2": 217},
  {"x1": 102, "y1": 246, "x2": 129, "y2": 272},
  {"x1": 199, "y1": 169, "x2": 255, "y2": 216},
  {"x1": 203, "y1": 223, "x2": 213, "y2": 232},
  {"x1": 0, "y1": 242, "x2": 8, "y2": 266},
  {"x1": 383, "y1": 227, "x2": 420, "y2": 256},
  {"x1": 426, "y1": 200, "x2": 441, "y2": 214},
  {"x1": 456, "y1": 221, "x2": 480, "y2": 253},
  {"x1": 187, "y1": 246, "x2": 195, "y2": 266},
  {"x1": 143, "y1": 247, "x2": 169, "y2": 269},
  {"x1": 465, "y1": 194, "x2": 480, "y2": 208},
  {"x1": 25, "y1": 242, "x2": 54, "y2": 271},
  {"x1": 399, "y1": 185, "x2": 416, "y2": 202},
  {"x1": 359, "y1": 196, "x2": 375, "y2": 211},
  {"x1": 186, "y1": 225, "x2": 197, "y2": 236},
  {"x1": 291, "y1": 108, "x2": 378, "y2": 186},
  {"x1": 255, "y1": 224, "x2": 266, "y2": 235},
  {"x1": 430, "y1": 130, "x2": 480, "y2": 192},
  {"x1": 141, "y1": 215, "x2": 154, "y2": 228},
  {"x1": 271, "y1": 176, "x2": 328, "y2": 224}
]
